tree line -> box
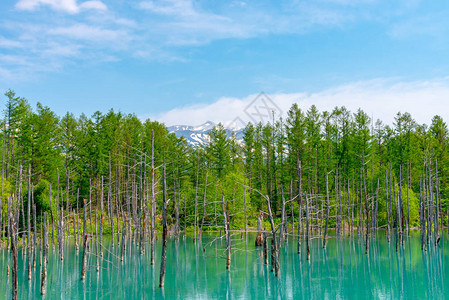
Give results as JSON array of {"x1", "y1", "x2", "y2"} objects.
[{"x1": 0, "y1": 89, "x2": 448, "y2": 245}]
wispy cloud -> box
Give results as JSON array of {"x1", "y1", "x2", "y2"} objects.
[
  {"x1": 15, "y1": 0, "x2": 107, "y2": 14},
  {"x1": 1, "y1": 0, "x2": 449, "y2": 82},
  {"x1": 0, "y1": 36, "x2": 23, "y2": 48},
  {"x1": 48, "y1": 24, "x2": 130, "y2": 44},
  {"x1": 0, "y1": 5, "x2": 133, "y2": 81},
  {"x1": 153, "y1": 77, "x2": 449, "y2": 127}
]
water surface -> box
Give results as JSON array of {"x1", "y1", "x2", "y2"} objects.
[{"x1": 0, "y1": 232, "x2": 447, "y2": 299}]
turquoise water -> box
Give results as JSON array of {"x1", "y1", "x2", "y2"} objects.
[{"x1": 0, "y1": 232, "x2": 447, "y2": 299}]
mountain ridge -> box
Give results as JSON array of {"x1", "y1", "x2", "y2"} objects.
[{"x1": 168, "y1": 121, "x2": 244, "y2": 147}]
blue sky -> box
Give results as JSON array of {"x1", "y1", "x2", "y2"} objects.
[{"x1": 1, "y1": 0, "x2": 449, "y2": 126}]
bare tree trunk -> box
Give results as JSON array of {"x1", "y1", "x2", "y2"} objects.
[
  {"x1": 375, "y1": 179, "x2": 379, "y2": 233},
  {"x1": 150, "y1": 130, "x2": 156, "y2": 265},
  {"x1": 263, "y1": 229, "x2": 268, "y2": 265},
  {"x1": 305, "y1": 191, "x2": 310, "y2": 261},
  {"x1": 121, "y1": 216, "x2": 127, "y2": 262},
  {"x1": 27, "y1": 165, "x2": 32, "y2": 280},
  {"x1": 57, "y1": 170, "x2": 64, "y2": 261},
  {"x1": 244, "y1": 185, "x2": 247, "y2": 234},
  {"x1": 200, "y1": 172, "x2": 208, "y2": 234},
  {"x1": 337, "y1": 166, "x2": 342, "y2": 236},
  {"x1": 399, "y1": 166, "x2": 404, "y2": 245},
  {"x1": 221, "y1": 192, "x2": 231, "y2": 270},
  {"x1": 420, "y1": 174, "x2": 426, "y2": 251},
  {"x1": 297, "y1": 159, "x2": 302, "y2": 254},
  {"x1": 263, "y1": 192, "x2": 278, "y2": 275},
  {"x1": 435, "y1": 159, "x2": 440, "y2": 245},
  {"x1": 95, "y1": 211, "x2": 99, "y2": 272},
  {"x1": 323, "y1": 172, "x2": 330, "y2": 249},
  {"x1": 100, "y1": 176, "x2": 104, "y2": 257},
  {"x1": 194, "y1": 153, "x2": 200, "y2": 242},
  {"x1": 41, "y1": 212, "x2": 48, "y2": 295},
  {"x1": 280, "y1": 184, "x2": 286, "y2": 241},
  {"x1": 362, "y1": 164, "x2": 369, "y2": 255},
  {"x1": 407, "y1": 160, "x2": 411, "y2": 237},
  {"x1": 32, "y1": 203, "x2": 37, "y2": 269},
  {"x1": 0, "y1": 138, "x2": 4, "y2": 245},
  {"x1": 386, "y1": 169, "x2": 391, "y2": 243},
  {"x1": 290, "y1": 180, "x2": 294, "y2": 234},
  {"x1": 174, "y1": 166, "x2": 180, "y2": 239},
  {"x1": 10, "y1": 213, "x2": 18, "y2": 300},
  {"x1": 159, "y1": 163, "x2": 168, "y2": 287},
  {"x1": 184, "y1": 195, "x2": 187, "y2": 238},
  {"x1": 427, "y1": 158, "x2": 432, "y2": 244},
  {"x1": 80, "y1": 233, "x2": 88, "y2": 281},
  {"x1": 49, "y1": 184, "x2": 55, "y2": 248}
]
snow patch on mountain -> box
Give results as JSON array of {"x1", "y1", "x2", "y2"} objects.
[{"x1": 168, "y1": 121, "x2": 244, "y2": 147}]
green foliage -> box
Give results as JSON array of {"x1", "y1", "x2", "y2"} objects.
[
  {"x1": 1, "y1": 90, "x2": 448, "y2": 234},
  {"x1": 0, "y1": 176, "x2": 13, "y2": 213}
]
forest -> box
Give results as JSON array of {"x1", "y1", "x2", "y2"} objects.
[
  {"x1": 1, "y1": 89, "x2": 448, "y2": 297},
  {"x1": 1, "y1": 89, "x2": 448, "y2": 237}
]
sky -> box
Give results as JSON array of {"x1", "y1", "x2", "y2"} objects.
[{"x1": 1, "y1": 0, "x2": 449, "y2": 127}]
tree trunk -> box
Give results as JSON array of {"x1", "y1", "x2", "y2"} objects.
[
  {"x1": 41, "y1": 212, "x2": 48, "y2": 295},
  {"x1": 323, "y1": 172, "x2": 330, "y2": 249},
  {"x1": 297, "y1": 159, "x2": 302, "y2": 254},
  {"x1": 10, "y1": 213, "x2": 18, "y2": 300},
  {"x1": 221, "y1": 192, "x2": 231, "y2": 270},
  {"x1": 159, "y1": 163, "x2": 168, "y2": 287},
  {"x1": 80, "y1": 233, "x2": 88, "y2": 281}
]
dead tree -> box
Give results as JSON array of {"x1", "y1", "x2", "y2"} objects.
[
  {"x1": 10, "y1": 213, "x2": 18, "y2": 300},
  {"x1": 305, "y1": 191, "x2": 310, "y2": 261},
  {"x1": 150, "y1": 130, "x2": 156, "y2": 265},
  {"x1": 27, "y1": 166, "x2": 32, "y2": 281},
  {"x1": 100, "y1": 176, "x2": 104, "y2": 257},
  {"x1": 385, "y1": 169, "x2": 391, "y2": 243},
  {"x1": 159, "y1": 162, "x2": 168, "y2": 287},
  {"x1": 200, "y1": 172, "x2": 208, "y2": 234},
  {"x1": 263, "y1": 229, "x2": 268, "y2": 265},
  {"x1": 221, "y1": 192, "x2": 231, "y2": 270},
  {"x1": 49, "y1": 184, "x2": 55, "y2": 248},
  {"x1": 121, "y1": 215, "x2": 127, "y2": 262},
  {"x1": 297, "y1": 159, "x2": 302, "y2": 254},
  {"x1": 80, "y1": 233, "x2": 88, "y2": 281},
  {"x1": 323, "y1": 172, "x2": 330, "y2": 249},
  {"x1": 41, "y1": 212, "x2": 48, "y2": 295}
]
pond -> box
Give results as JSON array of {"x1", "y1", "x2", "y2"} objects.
[{"x1": 0, "y1": 232, "x2": 447, "y2": 299}]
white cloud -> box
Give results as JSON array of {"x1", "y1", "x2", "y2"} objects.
[
  {"x1": 135, "y1": 0, "x2": 365, "y2": 47},
  {"x1": 48, "y1": 24, "x2": 128, "y2": 43},
  {"x1": 79, "y1": 1, "x2": 106, "y2": 11},
  {"x1": 4, "y1": 0, "x2": 449, "y2": 82},
  {"x1": 0, "y1": 36, "x2": 23, "y2": 49},
  {"x1": 138, "y1": 0, "x2": 197, "y2": 17},
  {"x1": 153, "y1": 78, "x2": 449, "y2": 127},
  {"x1": 15, "y1": 0, "x2": 107, "y2": 13}
]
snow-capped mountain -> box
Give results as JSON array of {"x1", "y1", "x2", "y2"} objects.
[{"x1": 168, "y1": 121, "x2": 245, "y2": 147}]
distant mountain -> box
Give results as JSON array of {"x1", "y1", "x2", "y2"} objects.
[{"x1": 168, "y1": 121, "x2": 245, "y2": 147}]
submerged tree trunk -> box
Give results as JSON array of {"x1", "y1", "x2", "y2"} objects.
[
  {"x1": 41, "y1": 212, "x2": 48, "y2": 295},
  {"x1": 27, "y1": 166, "x2": 32, "y2": 281},
  {"x1": 297, "y1": 159, "x2": 302, "y2": 254},
  {"x1": 385, "y1": 169, "x2": 391, "y2": 243},
  {"x1": 305, "y1": 191, "x2": 310, "y2": 261},
  {"x1": 10, "y1": 213, "x2": 18, "y2": 300},
  {"x1": 121, "y1": 216, "x2": 127, "y2": 262},
  {"x1": 221, "y1": 192, "x2": 231, "y2": 270},
  {"x1": 323, "y1": 172, "x2": 330, "y2": 249},
  {"x1": 263, "y1": 229, "x2": 268, "y2": 265},
  {"x1": 159, "y1": 163, "x2": 168, "y2": 287},
  {"x1": 80, "y1": 233, "x2": 88, "y2": 281},
  {"x1": 150, "y1": 130, "x2": 156, "y2": 265}
]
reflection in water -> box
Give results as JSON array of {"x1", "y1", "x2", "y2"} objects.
[{"x1": 0, "y1": 232, "x2": 447, "y2": 299}]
